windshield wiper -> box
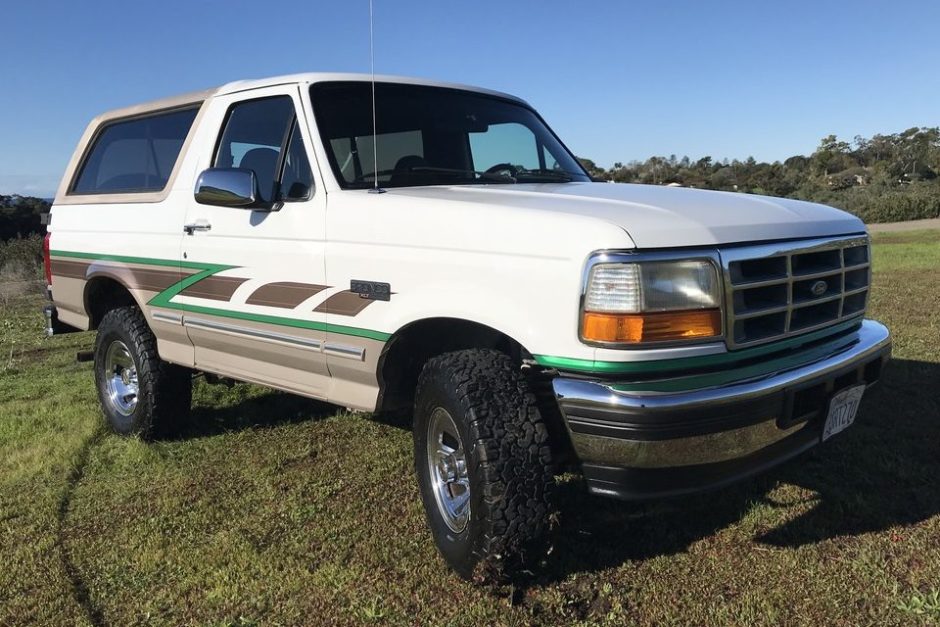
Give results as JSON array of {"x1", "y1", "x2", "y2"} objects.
[
  {"x1": 513, "y1": 168, "x2": 577, "y2": 182},
  {"x1": 410, "y1": 166, "x2": 517, "y2": 183}
]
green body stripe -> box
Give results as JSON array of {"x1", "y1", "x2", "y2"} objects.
[
  {"x1": 50, "y1": 249, "x2": 225, "y2": 271},
  {"x1": 50, "y1": 250, "x2": 392, "y2": 342},
  {"x1": 533, "y1": 319, "x2": 861, "y2": 375},
  {"x1": 608, "y1": 332, "x2": 858, "y2": 393}
]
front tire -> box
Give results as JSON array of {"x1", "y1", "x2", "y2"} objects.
[
  {"x1": 94, "y1": 306, "x2": 191, "y2": 439},
  {"x1": 414, "y1": 349, "x2": 555, "y2": 580}
]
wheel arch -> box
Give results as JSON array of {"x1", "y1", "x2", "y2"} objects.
[
  {"x1": 83, "y1": 270, "x2": 140, "y2": 330},
  {"x1": 375, "y1": 317, "x2": 530, "y2": 414},
  {"x1": 375, "y1": 316, "x2": 576, "y2": 467}
]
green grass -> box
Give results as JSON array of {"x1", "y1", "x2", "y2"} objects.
[{"x1": 1, "y1": 231, "x2": 938, "y2": 626}]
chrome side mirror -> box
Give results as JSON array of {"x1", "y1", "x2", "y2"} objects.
[{"x1": 194, "y1": 168, "x2": 257, "y2": 208}]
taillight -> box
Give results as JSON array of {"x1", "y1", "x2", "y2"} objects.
[{"x1": 43, "y1": 232, "x2": 52, "y2": 286}]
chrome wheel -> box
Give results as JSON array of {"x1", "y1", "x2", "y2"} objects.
[
  {"x1": 427, "y1": 407, "x2": 470, "y2": 533},
  {"x1": 104, "y1": 340, "x2": 138, "y2": 416}
]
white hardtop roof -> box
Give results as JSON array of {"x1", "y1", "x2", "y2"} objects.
[
  {"x1": 217, "y1": 72, "x2": 527, "y2": 104},
  {"x1": 96, "y1": 72, "x2": 529, "y2": 123}
]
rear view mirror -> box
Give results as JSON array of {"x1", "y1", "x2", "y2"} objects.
[{"x1": 194, "y1": 168, "x2": 257, "y2": 208}]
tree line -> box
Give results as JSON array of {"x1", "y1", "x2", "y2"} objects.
[
  {"x1": 578, "y1": 127, "x2": 940, "y2": 223},
  {"x1": 0, "y1": 195, "x2": 48, "y2": 241}
]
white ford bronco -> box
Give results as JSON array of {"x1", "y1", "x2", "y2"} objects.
[{"x1": 44, "y1": 73, "x2": 891, "y2": 579}]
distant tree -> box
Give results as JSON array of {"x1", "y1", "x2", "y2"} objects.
[
  {"x1": 812, "y1": 134, "x2": 852, "y2": 176},
  {"x1": 0, "y1": 195, "x2": 49, "y2": 240},
  {"x1": 576, "y1": 157, "x2": 607, "y2": 180}
]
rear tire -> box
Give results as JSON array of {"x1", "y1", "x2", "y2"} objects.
[
  {"x1": 413, "y1": 349, "x2": 555, "y2": 581},
  {"x1": 94, "y1": 306, "x2": 191, "y2": 439}
]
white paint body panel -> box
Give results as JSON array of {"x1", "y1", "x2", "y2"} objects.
[
  {"x1": 380, "y1": 183, "x2": 864, "y2": 249},
  {"x1": 324, "y1": 188, "x2": 634, "y2": 363}
]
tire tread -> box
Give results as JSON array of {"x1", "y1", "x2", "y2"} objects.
[
  {"x1": 415, "y1": 348, "x2": 555, "y2": 580},
  {"x1": 95, "y1": 306, "x2": 191, "y2": 438}
]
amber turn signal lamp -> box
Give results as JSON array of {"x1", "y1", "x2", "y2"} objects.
[{"x1": 582, "y1": 309, "x2": 722, "y2": 344}]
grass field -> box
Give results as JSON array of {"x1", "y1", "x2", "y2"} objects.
[{"x1": 1, "y1": 231, "x2": 938, "y2": 626}]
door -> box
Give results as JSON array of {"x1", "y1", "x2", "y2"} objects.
[{"x1": 178, "y1": 85, "x2": 331, "y2": 398}]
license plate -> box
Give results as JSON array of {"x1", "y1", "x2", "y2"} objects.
[{"x1": 822, "y1": 384, "x2": 866, "y2": 441}]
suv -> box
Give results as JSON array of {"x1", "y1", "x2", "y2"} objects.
[{"x1": 44, "y1": 73, "x2": 891, "y2": 579}]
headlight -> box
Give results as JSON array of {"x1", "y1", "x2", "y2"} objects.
[{"x1": 581, "y1": 260, "x2": 722, "y2": 344}]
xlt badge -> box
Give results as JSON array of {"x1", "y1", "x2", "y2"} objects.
[{"x1": 351, "y1": 280, "x2": 391, "y2": 301}]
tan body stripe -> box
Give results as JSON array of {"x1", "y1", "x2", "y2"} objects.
[
  {"x1": 180, "y1": 276, "x2": 249, "y2": 301},
  {"x1": 246, "y1": 282, "x2": 329, "y2": 308},
  {"x1": 313, "y1": 290, "x2": 375, "y2": 316}
]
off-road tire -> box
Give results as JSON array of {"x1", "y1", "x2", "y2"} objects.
[
  {"x1": 94, "y1": 306, "x2": 191, "y2": 439},
  {"x1": 414, "y1": 349, "x2": 555, "y2": 581}
]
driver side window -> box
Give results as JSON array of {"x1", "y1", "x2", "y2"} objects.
[{"x1": 215, "y1": 96, "x2": 314, "y2": 203}]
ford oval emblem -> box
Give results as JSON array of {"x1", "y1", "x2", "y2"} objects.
[{"x1": 810, "y1": 280, "x2": 828, "y2": 297}]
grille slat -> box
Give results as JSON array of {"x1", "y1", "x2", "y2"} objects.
[
  {"x1": 735, "y1": 305, "x2": 789, "y2": 320},
  {"x1": 732, "y1": 277, "x2": 790, "y2": 289},
  {"x1": 788, "y1": 268, "x2": 848, "y2": 281},
  {"x1": 792, "y1": 293, "x2": 842, "y2": 309},
  {"x1": 722, "y1": 236, "x2": 870, "y2": 348}
]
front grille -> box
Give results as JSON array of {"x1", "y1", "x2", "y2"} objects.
[{"x1": 721, "y1": 236, "x2": 870, "y2": 348}]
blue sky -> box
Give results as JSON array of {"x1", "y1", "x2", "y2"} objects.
[{"x1": 3, "y1": 0, "x2": 939, "y2": 197}]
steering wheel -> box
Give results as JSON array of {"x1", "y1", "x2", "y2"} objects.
[{"x1": 484, "y1": 163, "x2": 519, "y2": 178}]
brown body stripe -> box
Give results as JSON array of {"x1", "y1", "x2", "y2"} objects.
[
  {"x1": 245, "y1": 281, "x2": 329, "y2": 308},
  {"x1": 50, "y1": 259, "x2": 197, "y2": 292},
  {"x1": 49, "y1": 259, "x2": 375, "y2": 317},
  {"x1": 132, "y1": 267, "x2": 198, "y2": 291},
  {"x1": 180, "y1": 276, "x2": 249, "y2": 301},
  {"x1": 313, "y1": 290, "x2": 375, "y2": 316},
  {"x1": 50, "y1": 259, "x2": 89, "y2": 279}
]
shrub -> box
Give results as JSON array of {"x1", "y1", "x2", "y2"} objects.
[
  {"x1": 792, "y1": 184, "x2": 940, "y2": 223},
  {"x1": 0, "y1": 235, "x2": 44, "y2": 299}
]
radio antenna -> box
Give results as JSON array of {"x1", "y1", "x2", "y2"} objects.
[{"x1": 368, "y1": 0, "x2": 385, "y2": 193}]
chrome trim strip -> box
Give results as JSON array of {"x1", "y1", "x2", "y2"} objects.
[
  {"x1": 792, "y1": 293, "x2": 843, "y2": 309},
  {"x1": 554, "y1": 319, "x2": 889, "y2": 409},
  {"x1": 183, "y1": 316, "x2": 322, "y2": 351},
  {"x1": 553, "y1": 319, "x2": 890, "y2": 469},
  {"x1": 781, "y1": 313, "x2": 865, "y2": 339},
  {"x1": 735, "y1": 305, "x2": 789, "y2": 320},
  {"x1": 568, "y1": 419, "x2": 805, "y2": 468},
  {"x1": 152, "y1": 310, "x2": 184, "y2": 325},
  {"x1": 792, "y1": 265, "x2": 868, "y2": 281},
  {"x1": 594, "y1": 340, "x2": 727, "y2": 363},
  {"x1": 733, "y1": 276, "x2": 790, "y2": 289},
  {"x1": 843, "y1": 262, "x2": 870, "y2": 273},
  {"x1": 323, "y1": 343, "x2": 366, "y2": 361}
]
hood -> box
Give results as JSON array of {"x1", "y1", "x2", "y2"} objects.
[{"x1": 384, "y1": 182, "x2": 865, "y2": 248}]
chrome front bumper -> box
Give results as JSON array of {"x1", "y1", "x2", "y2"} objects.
[{"x1": 552, "y1": 320, "x2": 892, "y2": 499}]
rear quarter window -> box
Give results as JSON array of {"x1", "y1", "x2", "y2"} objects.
[{"x1": 71, "y1": 107, "x2": 199, "y2": 194}]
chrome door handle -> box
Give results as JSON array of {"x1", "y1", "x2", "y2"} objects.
[{"x1": 183, "y1": 221, "x2": 212, "y2": 234}]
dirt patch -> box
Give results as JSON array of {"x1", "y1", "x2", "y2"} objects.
[{"x1": 0, "y1": 259, "x2": 42, "y2": 301}]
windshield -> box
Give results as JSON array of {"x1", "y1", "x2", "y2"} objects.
[{"x1": 311, "y1": 81, "x2": 590, "y2": 189}]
